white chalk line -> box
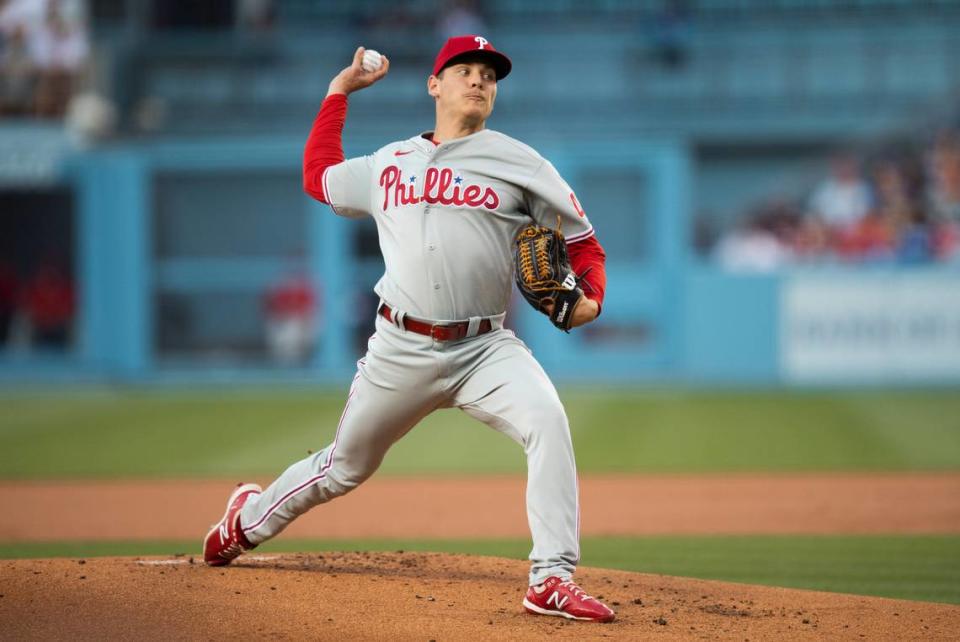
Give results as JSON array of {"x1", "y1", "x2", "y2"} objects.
[
  {"x1": 135, "y1": 555, "x2": 279, "y2": 566},
  {"x1": 136, "y1": 559, "x2": 189, "y2": 566}
]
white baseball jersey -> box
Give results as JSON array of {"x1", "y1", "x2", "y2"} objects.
[{"x1": 322, "y1": 129, "x2": 595, "y2": 320}]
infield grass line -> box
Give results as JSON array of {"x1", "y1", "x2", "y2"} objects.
[{"x1": 1, "y1": 535, "x2": 957, "y2": 605}]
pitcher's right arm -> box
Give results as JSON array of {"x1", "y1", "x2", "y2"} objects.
[{"x1": 303, "y1": 47, "x2": 390, "y2": 209}]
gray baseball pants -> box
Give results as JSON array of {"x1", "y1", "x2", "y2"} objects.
[{"x1": 239, "y1": 312, "x2": 580, "y2": 585}]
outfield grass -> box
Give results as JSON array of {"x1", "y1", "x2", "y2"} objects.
[
  {"x1": 1, "y1": 388, "x2": 959, "y2": 478},
  {"x1": 2, "y1": 535, "x2": 957, "y2": 605},
  {"x1": 3, "y1": 389, "x2": 957, "y2": 606}
]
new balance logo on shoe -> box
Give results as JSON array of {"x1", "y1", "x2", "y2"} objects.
[{"x1": 546, "y1": 592, "x2": 570, "y2": 609}]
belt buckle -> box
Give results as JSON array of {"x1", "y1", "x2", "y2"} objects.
[{"x1": 430, "y1": 324, "x2": 445, "y2": 341}]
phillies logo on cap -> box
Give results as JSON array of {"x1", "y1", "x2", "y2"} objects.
[{"x1": 432, "y1": 34, "x2": 512, "y2": 80}]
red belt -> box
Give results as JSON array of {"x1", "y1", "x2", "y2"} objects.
[{"x1": 378, "y1": 303, "x2": 494, "y2": 341}]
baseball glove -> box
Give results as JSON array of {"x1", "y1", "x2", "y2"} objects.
[{"x1": 514, "y1": 219, "x2": 588, "y2": 331}]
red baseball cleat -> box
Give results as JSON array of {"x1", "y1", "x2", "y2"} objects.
[
  {"x1": 203, "y1": 483, "x2": 261, "y2": 567},
  {"x1": 523, "y1": 576, "x2": 616, "y2": 622}
]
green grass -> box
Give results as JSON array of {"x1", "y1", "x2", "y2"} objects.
[
  {"x1": 1, "y1": 388, "x2": 959, "y2": 478},
  {"x1": 3, "y1": 535, "x2": 957, "y2": 605},
  {"x1": 4, "y1": 391, "x2": 955, "y2": 607}
]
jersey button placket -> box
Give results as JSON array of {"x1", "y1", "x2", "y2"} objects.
[
  {"x1": 423, "y1": 155, "x2": 445, "y2": 312},
  {"x1": 421, "y1": 162, "x2": 440, "y2": 309}
]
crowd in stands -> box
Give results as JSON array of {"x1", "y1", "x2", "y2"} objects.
[
  {"x1": 0, "y1": 256, "x2": 75, "y2": 351},
  {"x1": 0, "y1": 0, "x2": 89, "y2": 118},
  {"x1": 714, "y1": 128, "x2": 960, "y2": 270}
]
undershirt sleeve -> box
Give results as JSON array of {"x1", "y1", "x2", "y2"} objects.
[
  {"x1": 303, "y1": 94, "x2": 373, "y2": 218},
  {"x1": 303, "y1": 94, "x2": 347, "y2": 203},
  {"x1": 567, "y1": 234, "x2": 607, "y2": 314}
]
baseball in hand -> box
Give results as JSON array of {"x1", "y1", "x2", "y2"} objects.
[{"x1": 361, "y1": 49, "x2": 383, "y2": 73}]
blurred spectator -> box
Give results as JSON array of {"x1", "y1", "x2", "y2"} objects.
[
  {"x1": 714, "y1": 207, "x2": 793, "y2": 272},
  {"x1": 833, "y1": 210, "x2": 896, "y2": 263},
  {"x1": 719, "y1": 133, "x2": 960, "y2": 266},
  {"x1": 31, "y1": 0, "x2": 89, "y2": 117},
  {"x1": 436, "y1": 0, "x2": 487, "y2": 40},
  {"x1": 870, "y1": 157, "x2": 932, "y2": 263},
  {"x1": 0, "y1": 24, "x2": 36, "y2": 114},
  {"x1": 807, "y1": 154, "x2": 873, "y2": 231},
  {"x1": 926, "y1": 128, "x2": 960, "y2": 223},
  {"x1": 263, "y1": 274, "x2": 316, "y2": 365},
  {"x1": 0, "y1": 0, "x2": 45, "y2": 35},
  {"x1": 21, "y1": 259, "x2": 74, "y2": 349},
  {"x1": 793, "y1": 215, "x2": 831, "y2": 260},
  {"x1": 0, "y1": 0, "x2": 90, "y2": 118},
  {"x1": 872, "y1": 158, "x2": 920, "y2": 230},
  {"x1": 932, "y1": 219, "x2": 960, "y2": 262},
  {"x1": 896, "y1": 209, "x2": 935, "y2": 264},
  {"x1": 0, "y1": 260, "x2": 17, "y2": 346},
  {"x1": 0, "y1": 0, "x2": 42, "y2": 115},
  {"x1": 715, "y1": 198, "x2": 804, "y2": 271},
  {"x1": 926, "y1": 130, "x2": 960, "y2": 261}
]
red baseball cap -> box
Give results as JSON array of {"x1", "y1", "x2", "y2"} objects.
[{"x1": 432, "y1": 34, "x2": 512, "y2": 80}]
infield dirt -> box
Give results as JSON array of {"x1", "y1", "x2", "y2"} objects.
[
  {"x1": 2, "y1": 473, "x2": 959, "y2": 640},
  {"x1": 2, "y1": 551, "x2": 959, "y2": 640},
  {"x1": 2, "y1": 472, "x2": 959, "y2": 540}
]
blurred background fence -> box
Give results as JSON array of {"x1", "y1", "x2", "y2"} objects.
[{"x1": 2, "y1": 0, "x2": 959, "y2": 385}]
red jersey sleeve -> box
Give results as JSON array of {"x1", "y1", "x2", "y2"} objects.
[
  {"x1": 303, "y1": 94, "x2": 348, "y2": 203},
  {"x1": 567, "y1": 234, "x2": 607, "y2": 314}
]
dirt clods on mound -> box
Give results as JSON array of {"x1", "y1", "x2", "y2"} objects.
[{"x1": 1, "y1": 552, "x2": 958, "y2": 640}]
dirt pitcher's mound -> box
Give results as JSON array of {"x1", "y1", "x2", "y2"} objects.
[{"x1": 2, "y1": 553, "x2": 958, "y2": 641}]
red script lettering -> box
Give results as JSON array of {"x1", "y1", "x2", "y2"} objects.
[{"x1": 379, "y1": 165, "x2": 500, "y2": 212}]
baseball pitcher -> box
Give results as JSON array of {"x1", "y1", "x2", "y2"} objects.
[{"x1": 204, "y1": 35, "x2": 613, "y2": 622}]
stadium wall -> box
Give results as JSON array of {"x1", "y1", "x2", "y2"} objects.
[{"x1": 1, "y1": 137, "x2": 958, "y2": 386}]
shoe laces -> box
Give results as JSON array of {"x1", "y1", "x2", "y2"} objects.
[
  {"x1": 220, "y1": 540, "x2": 244, "y2": 560},
  {"x1": 558, "y1": 580, "x2": 595, "y2": 602}
]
